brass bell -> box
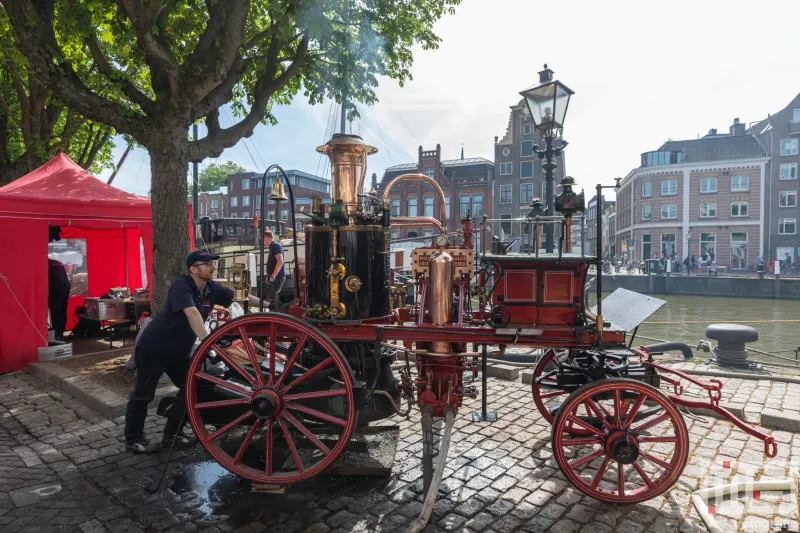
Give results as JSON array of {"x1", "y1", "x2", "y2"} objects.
[{"x1": 268, "y1": 181, "x2": 288, "y2": 202}]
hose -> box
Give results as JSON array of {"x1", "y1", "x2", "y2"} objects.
[
  {"x1": 402, "y1": 409, "x2": 456, "y2": 533},
  {"x1": 644, "y1": 341, "x2": 694, "y2": 360},
  {"x1": 692, "y1": 478, "x2": 797, "y2": 533}
]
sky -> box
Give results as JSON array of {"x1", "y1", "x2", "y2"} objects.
[{"x1": 100, "y1": 0, "x2": 800, "y2": 201}]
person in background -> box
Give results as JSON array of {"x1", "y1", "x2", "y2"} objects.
[
  {"x1": 47, "y1": 258, "x2": 71, "y2": 339},
  {"x1": 785, "y1": 253, "x2": 792, "y2": 274},
  {"x1": 124, "y1": 251, "x2": 267, "y2": 454},
  {"x1": 263, "y1": 228, "x2": 286, "y2": 310}
]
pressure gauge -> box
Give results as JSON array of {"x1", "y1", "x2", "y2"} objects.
[{"x1": 434, "y1": 234, "x2": 449, "y2": 247}]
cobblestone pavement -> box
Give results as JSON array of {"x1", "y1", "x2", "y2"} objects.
[{"x1": 2, "y1": 370, "x2": 800, "y2": 533}]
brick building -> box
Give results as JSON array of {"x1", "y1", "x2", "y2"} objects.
[
  {"x1": 376, "y1": 145, "x2": 493, "y2": 241},
  {"x1": 615, "y1": 121, "x2": 769, "y2": 270},
  {"x1": 195, "y1": 189, "x2": 227, "y2": 219},
  {"x1": 493, "y1": 99, "x2": 566, "y2": 240},
  {"x1": 226, "y1": 169, "x2": 330, "y2": 233},
  {"x1": 751, "y1": 93, "x2": 800, "y2": 266},
  {"x1": 586, "y1": 196, "x2": 613, "y2": 257},
  {"x1": 602, "y1": 205, "x2": 617, "y2": 258}
]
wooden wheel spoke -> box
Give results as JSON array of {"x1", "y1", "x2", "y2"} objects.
[
  {"x1": 233, "y1": 420, "x2": 262, "y2": 465},
  {"x1": 617, "y1": 464, "x2": 625, "y2": 496},
  {"x1": 564, "y1": 415, "x2": 605, "y2": 437},
  {"x1": 196, "y1": 372, "x2": 252, "y2": 397},
  {"x1": 275, "y1": 334, "x2": 309, "y2": 389},
  {"x1": 633, "y1": 412, "x2": 670, "y2": 434},
  {"x1": 561, "y1": 437, "x2": 603, "y2": 447},
  {"x1": 640, "y1": 451, "x2": 673, "y2": 471},
  {"x1": 567, "y1": 448, "x2": 605, "y2": 470},
  {"x1": 584, "y1": 400, "x2": 613, "y2": 432},
  {"x1": 613, "y1": 390, "x2": 622, "y2": 427},
  {"x1": 209, "y1": 411, "x2": 253, "y2": 441},
  {"x1": 278, "y1": 418, "x2": 304, "y2": 473},
  {"x1": 632, "y1": 462, "x2": 655, "y2": 489},
  {"x1": 281, "y1": 356, "x2": 334, "y2": 394},
  {"x1": 282, "y1": 411, "x2": 331, "y2": 456},
  {"x1": 591, "y1": 456, "x2": 610, "y2": 489},
  {"x1": 196, "y1": 398, "x2": 251, "y2": 410},
  {"x1": 540, "y1": 390, "x2": 569, "y2": 399},
  {"x1": 285, "y1": 402, "x2": 347, "y2": 428},
  {"x1": 284, "y1": 389, "x2": 348, "y2": 402},
  {"x1": 238, "y1": 326, "x2": 264, "y2": 387},
  {"x1": 623, "y1": 393, "x2": 647, "y2": 429},
  {"x1": 212, "y1": 343, "x2": 258, "y2": 389}
]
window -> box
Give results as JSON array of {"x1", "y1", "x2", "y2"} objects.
[
  {"x1": 731, "y1": 201, "x2": 748, "y2": 217},
  {"x1": 780, "y1": 164, "x2": 798, "y2": 180},
  {"x1": 731, "y1": 175, "x2": 749, "y2": 192},
  {"x1": 473, "y1": 194, "x2": 484, "y2": 217},
  {"x1": 700, "y1": 177, "x2": 717, "y2": 193},
  {"x1": 423, "y1": 196, "x2": 434, "y2": 217},
  {"x1": 499, "y1": 162, "x2": 512, "y2": 175},
  {"x1": 281, "y1": 209, "x2": 288, "y2": 221},
  {"x1": 781, "y1": 139, "x2": 799, "y2": 156},
  {"x1": 778, "y1": 246, "x2": 795, "y2": 264},
  {"x1": 731, "y1": 232, "x2": 748, "y2": 269},
  {"x1": 520, "y1": 183, "x2": 533, "y2": 203},
  {"x1": 661, "y1": 234, "x2": 676, "y2": 256},
  {"x1": 211, "y1": 199, "x2": 218, "y2": 209},
  {"x1": 661, "y1": 204, "x2": 677, "y2": 219},
  {"x1": 242, "y1": 179, "x2": 250, "y2": 190},
  {"x1": 252, "y1": 179, "x2": 260, "y2": 189},
  {"x1": 642, "y1": 182, "x2": 652, "y2": 198},
  {"x1": 242, "y1": 195, "x2": 250, "y2": 206},
  {"x1": 231, "y1": 213, "x2": 237, "y2": 218},
  {"x1": 445, "y1": 196, "x2": 451, "y2": 219},
  {"x1": 231, "y1": 196, "x2": 238, "y2": 207},
  {"x1": 700, "y1": 233, "x2": 716, "y2": 262},
  {"x1": 267, "y1": 212, "x2": 274, "y2": 220},
  {"x1": 407, "y1": 231, "x2": 418, "y2": 239},
  {"x1": 520, "y1": 161, "x2": 534, "y2": 178},
  {"x1": 242, "y1": 211, "x2": 250, "y2": 218},
  {"x1": 500, "y1": 185, "x2": 512, "y2": 204},
  {"x1": 500, "y1": 214, "x2": 512, "y2": 235},
  {"x1": 642, "y1": 234, "x2": 651, "y2": 260},
  {"x1": 779, "y1": 219, "x2": 797, "y2": 235},
  {"x1": 423, "y1": 230, "x2": 434, "y2": 238},
  {"x1": 520, "y1": 141, "x2": 534, "y2": 157},
  {"x1": 793, "y1": 109, "x2": 800, "y2": 123},
  {"x1": 523, "y1": 122, "x2": 532, "y2": 135},
  {"x1": 779, "y1": 191, "x2": 797, "y2": 208},
  {"x1": 407, "y1": 197, "x2": 418, "y2": 217},
  {"x1": 661, "y1": 180, "x2": 677, "y2": 195},
  {"x1": 424, "y1": 167, "x2": 435, "y2": 179},
  {"x1": 460, "y1": 195, "x2": 471, "y2": 217},
  {"x1": 390, "y1": 230, "x2": 400, "y2": 241},
  {"x1": 256, "y1": 196, "x2": 261, "y2": 208},
  {"x1": 642, "y1": 205, "x2": 651, "y2": 220},
  {"x1": 700, "y1": 202, "x2": 717, "y2": 218},
  {"x1": 390, "y1": 198, "x2": 400, "y2": 217}
]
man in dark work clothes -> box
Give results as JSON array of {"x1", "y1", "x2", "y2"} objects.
[
  {"x1": 124, "y1": 251, "x2": 268, "y2": 453},
  {"x1": 47, "y1": 259, "x2": 71, "y2": 339}
]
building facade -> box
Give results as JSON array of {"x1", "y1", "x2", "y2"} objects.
[
  {"x1": 195, "y1": 189, "x2": 227, "y2": 219},
  {"x1": 615, "y1": 121, "x2": 768, "y2": 270},
  {"x1": 493, "y1": 99, "x2": 566, "y2": 240},
  {"x1": 585, "y1": 196, "x2": 613, "y2": 257},
  {"x1": 226, "y1": 169, "x2": 331, "y2": 233},
  {"x1": 377, "y1": 145, "x2": 493, "y2": 242},
  {"x1": 602, "y1": 205, "x2": 617, "y2": 258},
  {"x1": 752, "y1": 93, "x2": 800, "y2": 266}
]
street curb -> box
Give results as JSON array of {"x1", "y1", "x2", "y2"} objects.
[{"x1": 27, "y1": 361, "x2": 177, "y2": 419}]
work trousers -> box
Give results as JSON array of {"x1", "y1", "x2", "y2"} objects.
[
  {"x1": 124, "y1": 346, "x2": 189, "y2": 443},
  {"x1": 48, "y1": 295, "x2": 69, "y2": 337}
]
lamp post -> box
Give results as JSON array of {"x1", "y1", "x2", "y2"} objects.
[
  {"x1": 520, "y1": 64, "x2": 574, "y2": 254},
  {"x1": 685, "y1": 230, "x2": 692, "y2": 275}
]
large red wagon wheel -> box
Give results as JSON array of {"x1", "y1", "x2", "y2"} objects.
[
  {"x1": 551, "y1": 378, "x2": 688, "y2": 504},
  {"x1": 532, "y1": 350, "x2": 597, "y2": 436},
  {"x1": 186, "y1": 313, "x2": 356, "y2": 485}
]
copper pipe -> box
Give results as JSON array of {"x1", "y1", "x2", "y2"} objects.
[
  {"x1": 564, "y1": 216, "x2": 573, "y2": 253},
  {"x1": 392, "y1": 217, "x2": 444, "y2": 232},
  {"x1": 381, "y1": 173, "x2": 447, "y2": 229},
  {"x1": 429, "y1": 251, "x2": 453, "y2": 354}
]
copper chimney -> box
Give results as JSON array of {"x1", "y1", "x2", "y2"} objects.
[{"x1": 316, "y1": 134, "x2": 377, "y2": 212}]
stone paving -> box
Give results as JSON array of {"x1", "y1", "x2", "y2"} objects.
[{"x1": 2, "y1": 369, "x2": 800, "y2": 533}]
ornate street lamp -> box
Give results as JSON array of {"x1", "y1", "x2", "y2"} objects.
[{"x1": 520, "y1": 64, "x2": 574, "y2": 253}]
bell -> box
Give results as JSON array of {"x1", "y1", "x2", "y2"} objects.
[{"x1": 268, "y1": 181, "x2": 288, "y2": 202}]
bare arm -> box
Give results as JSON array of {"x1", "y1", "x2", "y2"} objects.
[
  {"x1": 183, "y1": 307, "x2": 208, "y2": 341},
  {"x1": 247, "y1": 294, "x2": 267, "y2": 310}
]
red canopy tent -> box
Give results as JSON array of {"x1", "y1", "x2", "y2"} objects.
[{"x1": 0, "y1": 153, "x2": 154, "y2": 373}]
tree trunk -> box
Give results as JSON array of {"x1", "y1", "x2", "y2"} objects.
[
  {"x1": 0, "y1": 157, "x2": 32, "y2": 187},
  {"x1": 148, "y1": 132, "x2": 191, "y2": 313}
]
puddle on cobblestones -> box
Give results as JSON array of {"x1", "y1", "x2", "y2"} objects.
[{"x1": 169, "y1": 461, "x2": 240, "y2": 515}]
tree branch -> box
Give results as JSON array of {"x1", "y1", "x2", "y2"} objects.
[
  {"x1": 0, "y1": 94, "x2": 23, "y2": 131},
  {"x1": 82, "y1": 126, "x2": 111, "y2": 169},
  {"x1": 205, "y1": 109, "x2": 221, "y2": 136},
  {"x1": 188, "y1": 32, "x2": 310, "y2": 161},
  {"x1": 84, "y1": 33, "x2": 156, "y2": 115},
  {"x1": 4, "y1": 1, "x2": 148, "y2": 142}
]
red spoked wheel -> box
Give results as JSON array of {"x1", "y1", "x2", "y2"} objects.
[
  {"x1": 186, "y1": 313, "x2": 356, "y2": 485},
  {"x1": 531, "y1": 350, "x2": 595, "y2": 436},
  {"x1": 551, "y1": 378, "x2": 689, "y2": 504}
]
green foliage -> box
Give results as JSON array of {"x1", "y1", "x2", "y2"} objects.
[{"x1": 197, "y1": 161, "x2": 246, "y2": 192}]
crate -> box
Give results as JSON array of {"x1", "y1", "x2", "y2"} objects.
[
  {"x1": 38, "y1": 340, "x2": 72, "y2": 361},
  {"x1": 84, "y1": 298, "x2": 126, "y2": 321}
]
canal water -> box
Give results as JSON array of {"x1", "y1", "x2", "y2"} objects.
[{"x1": 590, "y1": 293, "x2": 800, "y2": 363}]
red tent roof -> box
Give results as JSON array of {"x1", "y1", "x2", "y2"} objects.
[{"x1": 0, "y1": 153, "x2": 151, "y2": 223}]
